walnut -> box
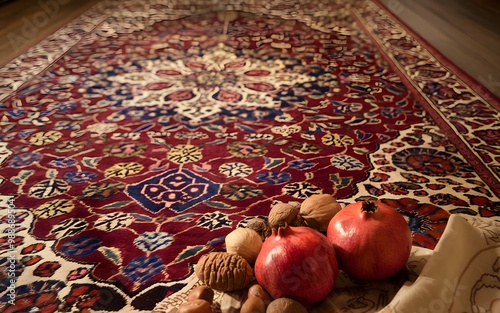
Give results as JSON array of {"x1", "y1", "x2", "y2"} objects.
[
  {"x1": 267, "y1": 202, "x2": 304, "y2": 229},
  {"x1": 194, "y1": 252, "x2": 254, "y2": 292},
  {"x1": 299, "y1": 194, "x2": 342, "y2": 231},
  {"x1": 225, "y1": 228, "x2": 262, "y2": 264},
  {"x1": 245, "y1": 217, "x2": 271, "y2": 240}
]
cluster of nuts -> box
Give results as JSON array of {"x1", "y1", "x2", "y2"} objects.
[
  {"x1": 173, "y1": 194, "x2": 341, "y2": 312},
  {"x1": 268, "y1": 194, "x2": 342, "y2": 232},
  {"x1": 241, "y1": 286, "x2": 308, "y2": 313}
]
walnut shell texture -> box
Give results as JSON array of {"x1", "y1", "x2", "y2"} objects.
[
  {"x1": 195, "y1": 252, "x2": 254, "y2": 292},
  {"x1": 300, "y1": 194, "x2": 342, "y2": 231},
  {"x1": 245, "y1": 217, "x2": 271, "y2": 240},
  {"x1": 268, "y1": 202, "x2": 301, "y2": 229}
]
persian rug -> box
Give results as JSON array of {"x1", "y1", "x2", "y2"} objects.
[{"x1": 0, "y1": 0, "x2": 499, "y2": 312}]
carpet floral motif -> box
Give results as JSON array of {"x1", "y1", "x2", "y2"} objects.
[{"x1": 0, "y1": 0, "x2": 499, "y2": 312}]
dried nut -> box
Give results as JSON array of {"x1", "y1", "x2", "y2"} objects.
[
  {"x1": 266, "y1": 298, "x2": 308, "y2": 313},
  {"x1": 177, "y1": 299, "x2": 213, "y2": 313},
  {"x1": 248, "y1": 284, "x2": 271, "y2": 305},
  {"x1": 299, "y1": 194, "x2": 342, "y2": 231},
  {"x1": 288, "y1": 201, "x2": 301, "y2": 210},
  {"x1": 241, "y1": 295, "x2": 266, "y2": 313},
  {"x1": 268, "y1": 202, "x2": 301, "y2": 229},
  {"x1": 187, "y1": 285, "x2": 214, "y2": 304},
  {"x1": 220, "y1": 289, "x2": 246, "y2": 313},
  {"x1": 246, "y1": 217, "x2": 271, "y2": 240},
  {"x1": 195, "y1": 252, "x2": 254, "y2": 292},
  {"x1": 225, "y1": 228, "x2": 263, "y2": 264}
]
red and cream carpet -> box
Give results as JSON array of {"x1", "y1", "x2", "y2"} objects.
[{"x1": 0, "y1": 0, "x2": 499, "y2": 312}]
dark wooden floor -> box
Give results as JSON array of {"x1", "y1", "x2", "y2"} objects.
[
  {"x1": 1, "y1": 0, "x2": 499, "y2": 97},
  {"x1": 380, "y1": 0, "x2": 500, "y2": 97},
  {"x1": 0, "y1": 0, "x2": 100, "y2": 66}
]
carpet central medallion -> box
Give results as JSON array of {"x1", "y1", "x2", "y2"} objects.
[
  {"x1": 127, "y1": 169, "x2": 220, "y2": 213},
  {"x1": 107, "y1": 41, "x2": 312, "y2": 123}
]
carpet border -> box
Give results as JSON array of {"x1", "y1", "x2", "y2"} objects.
[
  {"x1": 358, "y1": 0, "x2": 500, "y2": 197},
  {"x1": 373, "y1": 0, "x2": 500, "y2": 108}
]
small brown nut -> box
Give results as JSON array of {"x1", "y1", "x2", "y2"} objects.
[
  {"x1": 248, "y1": 284, "x2": 271, "y2": 305},
  {"x1": 241, "y1": 295, "x2": 266, "y2": 313},
  {"x1": 194, "y1": 252, "x2": 254, "y2": 292},
  {"x1": 299, "y1": 194, "x2": 342, "y2": 231},
  {"x1": 268, "y1": 202, "x2": 301, "y2": 229},
  {"x1": 187, "y1": 285, "x2": 214, "y2": 304},
  {"x1": 266, "y1": 298, "x2": 307, "y2": 313},
  {"x1": 246, "y1": 217, "x2": 271, "y2": 240},
  {"x1": 177, "y1": 299, "x2": 213, "y2": 313}
]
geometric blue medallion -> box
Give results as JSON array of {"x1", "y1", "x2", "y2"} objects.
[{"x1": 127, "y1": 168, "x2": 220, "y2": 213}]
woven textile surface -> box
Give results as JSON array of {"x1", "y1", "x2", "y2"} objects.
[{"x1": 0, "y1": 0, "x2": 499, "y2": 312}]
